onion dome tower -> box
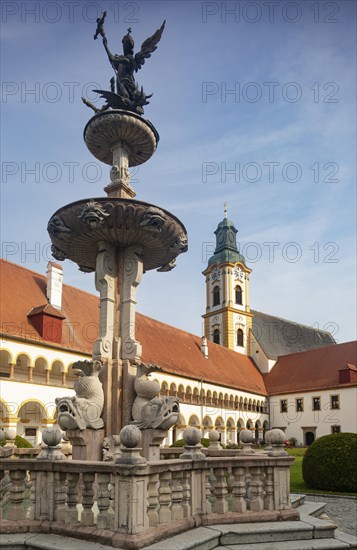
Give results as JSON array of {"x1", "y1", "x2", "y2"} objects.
[{"x1": 202, "y1": 204, "x2": 252, "y2": 355}]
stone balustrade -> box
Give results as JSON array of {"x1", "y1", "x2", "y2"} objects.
[{"x1": 0, "y1": 452, "x2": 298, "y2": 549}]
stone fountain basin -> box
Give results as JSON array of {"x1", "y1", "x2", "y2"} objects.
[{"x1": 47, "y1": 198, "x2": 188, "y2": 273}]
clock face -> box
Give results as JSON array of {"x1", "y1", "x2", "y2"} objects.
[
  {"x1": 234, "y1": 266, "x2": 244, "y2": 281},
  {"x1": 217, "y1": 232, "x2": 224, "y2": 244},
  {"x1": 228, "y1": 231, "x2": 235, "y2": 243},
  {"x1": 211, "y1": 268, "x2": 221, "y2": 283}
]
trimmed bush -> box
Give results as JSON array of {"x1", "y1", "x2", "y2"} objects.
[
  {"x1": 170, "y1": 437, "x2": 212, "y2": 448},
  {"x1": 302, "y1": 433, "x2": 357, "y2": 492},
  {"x1": 0, "y1": 437, "x2": 6, "y2": 447},
  {"x1": 14, "y1": 435, "x2": 33, "y2": 448}
]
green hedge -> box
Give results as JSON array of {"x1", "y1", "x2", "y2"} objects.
[
  {"x1": 302, "y1": 433, "x2": 357, "y2": 492},
  {"x1": 14, "y1": 435, "x2": 33, "y2": 448},
  {"x1": 170, "y1": 438, "x2": 212, "y2": 448}
]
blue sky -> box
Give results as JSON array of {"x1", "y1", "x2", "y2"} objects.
[{"x1": 1, "y1": 0, "x2": 356, "y2": 343}]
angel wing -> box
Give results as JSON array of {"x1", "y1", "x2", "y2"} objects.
[{"x1": 134, "y1": 20, "x2": 166, "y2": 71}]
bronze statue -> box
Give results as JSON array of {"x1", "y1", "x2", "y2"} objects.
[{"x1": 82, "y1": 14, "x2": 165, "y2": 115}]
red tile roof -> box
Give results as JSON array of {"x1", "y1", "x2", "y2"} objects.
[
  {"x1": 264, "y1": 341, "x2": 357, "y2": 394},
  {"x1": 0, "y1": 260, "x2": 267, "y2": 395}
]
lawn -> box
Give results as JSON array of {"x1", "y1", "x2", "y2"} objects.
[{"x1": 287, "y1": 448, "x2": 357, "y2": 497}]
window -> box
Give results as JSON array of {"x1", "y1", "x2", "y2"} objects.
[
  {"x1": 213, "y1": 286, "x2": 220, "y2": 306},
  {"x1": 296, "y1": 398, "x2": 303, "y2": 412},
  {"x1": 213, "y1": 329, "x2": 220, "y2": 344},
  {"x1": 332, "y1": 425, "x2": 341, "y2": 433},
  {"x1": 330, "y1": 395, "x2": 340, "y2": 410},
  {"x1": 280, "y1": 399, "x2": 288, "y2": 413},
  {"x1": 235, "y1": 285, "x2": 242, "y2": 305},
  {"x1": 312, "y1": 397, "x2": 320, "y2": 411},
  {"x1": 237, "y1": 328, "x2": 244, "y2": 347}
]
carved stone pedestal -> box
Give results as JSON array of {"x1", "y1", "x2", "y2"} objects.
[
  {"x1": 140, "y1": 429, "x2": 168, "y2": 461},
  {"x1": 66, "y1": 429, "x2": 105, "y2": 461}
]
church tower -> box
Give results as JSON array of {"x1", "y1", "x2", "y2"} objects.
[{"x1": 202, "y1": 205, "x2": 252, "y2": 355}]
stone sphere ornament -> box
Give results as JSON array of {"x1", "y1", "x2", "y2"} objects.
[
  {"x1": 269, "y1": 428, "x2": 286, "y2": 445},
  {"x1": 42, "y1": 427, "x2": 62, "y2": 447},
  {"x1": 240, "y1": 429, "x2": 254, "y2": 444},
  {"x1": 208, "y1": 429, "x2": 220, "y2": 444},
  {"x1": 4, "y1": 428, "x2": 16, "y2": 440},
  {"x1": 264, "y1": 429, "x2": 272, "y2": 444},
  {"x1": 183, "y1": 427, "x2": 201, "y2": 446},
  {"x1": 120, "y1": 425, "x2": 142, "y2": 448}
]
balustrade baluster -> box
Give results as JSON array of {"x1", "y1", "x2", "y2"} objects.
[
  {"x1": 96, "y1": 472, "x2": 112, "y2": 530},
  {"x1": 53, "y1": 471, "x2": 67, "y2": 522},
  {"x1": 232, "y1": 466, "x2": 246, "y2": 513},
  {"x1": 81, "y1": 472, "x2": 95, "y2": 526},
  {"x1": 264, "y1": 466, "x2": 274, "y2": 511},
  {"x1": 213, "y1": 467, "x2": 228, "y2": 514},
  {"x1": 249, "y1": 466, "x2": 264, "y2": 511},
  {"x1": 181, "y1": 470, "x2": 191, "y2": 518},
  {"x1": 28, "y1": 470, "x2": 37, "y2": 520},
  {"x1": 158, "y1": 470, "x2": 172, "y2": 524},
  {"x1": 171, "y1": 470, "x2": 183, "y2": 521},
  {"x1": 7, "y1": 469, "x2": 26, "y2": 521},
  {"x1": 65, "y1": 472, "x2": 80, "y2": 524},
  {"x1": 147, "y1": 473, "x2": 159, "y2": 527},
  {"x1": 205, "y1": 468, "x2": 212, "y2": 514}
]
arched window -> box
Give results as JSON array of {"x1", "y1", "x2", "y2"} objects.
[
  {"x1": 213, "y1": 329, "x2": 220, "y2": 344},
  {"x1": 213, "y1": 286, "x2": 220, "y2": 306},
  {"x1": 235, "y1": 285, "x2": 242, "y2": 305},
  {"x1": 237, "y1": 328, "x2": 244, "y2": 347}
]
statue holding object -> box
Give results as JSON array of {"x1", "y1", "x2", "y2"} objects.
[{"x1": 82, "y1": 12, "x2": 166, "y2": 115}]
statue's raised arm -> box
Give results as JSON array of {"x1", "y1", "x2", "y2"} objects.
[{"x1": 134, "y1": 20, "x2": 166, "y2": 71}]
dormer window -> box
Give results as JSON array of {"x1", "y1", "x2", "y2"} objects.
[
  {"x1": 213, "y1": 286, "x2": 220, "y2": 306},
  {"x1": 235, "y1": 285, "x2": 242, "y2": 305}
]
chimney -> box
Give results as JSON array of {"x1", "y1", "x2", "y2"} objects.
[
  {"x1": 46, "y1": 261, "x2": 63, "y2": 309},
  {"x1": 201, "y1": 336, "x2": 208, "y2": 359}
]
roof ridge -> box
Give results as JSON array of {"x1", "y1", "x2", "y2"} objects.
[{"x1": 275, "y1": 339, "x2": 356, "y2": 359}]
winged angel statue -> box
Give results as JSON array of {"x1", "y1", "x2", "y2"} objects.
[{"x1": 82, "y1": 13, "x2": 165, "y2": 115}]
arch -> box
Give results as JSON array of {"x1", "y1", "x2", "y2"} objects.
[
  {"x1": 239, "y1": 396, "x2": 244, "y2": 411},
  {"x1": 0, "y1": 348, "x2": 14, "y2": 367},
  {"x1": 0, "y1": 398, "x2": 12, "y2": 420},
  {"x1": 215, "y1": 416, "x2": 224, "y2": 429},
  {"x1": 178, "y1": 384, "x2": 185, "y2": 398},
  {"x1": 237, "y1": 417, "x2": 244, "y2": 443},
  {"x1": 206, "y1": 389, "x2": 212, "y2": 405},
  {"x1": 193, "y1": 387, "x2": 200, "y2": 404},
  {"x1": 51, "y1": 359, "x2": 65, "y2": 376},
  {"x1": 235, "y1": 285, "x2": 242, "y2": 305},
  {"x1": 237, "y1": 328, "x2": 244, "y2": 347},
  {"x1": 253, "y1": 399, "x2": 257, "y2": 412},
  {"x1": 226, "y1": 417, "x2": 235, "y2": 429},
  {"x1": 246, "y1": 418, "x2": 253, "y2": 430},
  {"x1": 248, "y1": 398, "x2": 252, "y2": 411},
  {"x1": 177, "y1": 413, "x2": 186, "y2": 429},
  {"x1": 185, "y1": 385, "x2": 192, "y2": 403},
  {"x1": 188, "y1": 414, "x2": 200, "y2": 428},
  {"x1": 263, "y1": 420, "x2": 269, "y2": 441},
  {"x1": 17, "y1": 399, "x2": 48, "y2": 422},
  {"x1": 169, "y1": 382, "x2": 177, "y2": 397},
  {"x1": 212, "y1": 391, "x2": 218, "y2": 405},
  {"x1": 213, "y1": 328, "x2": 220, "y2": 345},
  {"x1": 213, "y1": 285, "x2": 220, "y2": 306},
  {"x1": 243, "y1": 397, "x2": 248, "y2": 411},
  {"x1": 14, "y1": 352, "x2": 32, "y2": 381},
  {"x1": 161, "y1": 381, "x2": 169, "y2": 396},
  {"x1": 202, "y1": 415, "x2": 213, "y2": 429}
]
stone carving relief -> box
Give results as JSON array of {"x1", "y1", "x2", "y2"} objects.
[
  {"x1": 47, "y1": 215, "x2": 72, "y2": 241},
  {"x1": 93, "y1": 241, "x2": 117, "y2": 359},
  {"x1": 120, "y1": 246, "x2": 143, "y2": 361},
  {"x1": 55, "y1": 360, "x2": 104, "y2": 430},
  {"x1": 211, "y1": 267, "x2": 221, "y2": 283},
  {"x1": 170, "y1": 234, "x2": 188, "y2": 254},
  {"x1": 139, "y1": 207, "x2": 166, "y2": 232},
  {"x1": 132, "y1": 363, "x2": 179, "y2": 430},
  {"x1": 51, "y1": 245, "x2": 67, "y2": 262},
  {"x1": 78, "y1": 200, "x2": 110, "y2": 228}
]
